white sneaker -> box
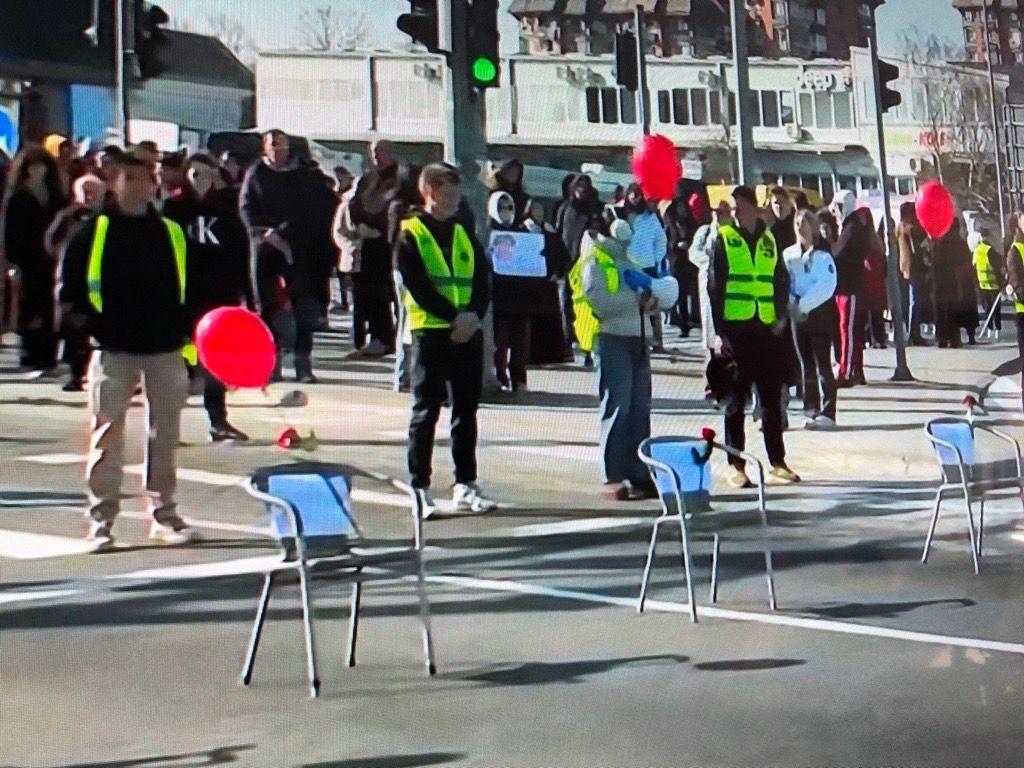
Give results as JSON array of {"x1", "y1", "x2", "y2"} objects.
[
  {"x1": 416, "y1": 488, "x2": 438, "y2": 520},
  {"x1": 452, "y1": 483, "x2": 498, "y2": 514},
  {"x1": 806, "y1": 415, "x2": 837, "y2": 431},
  {"x1": 86, "y1": 520, "x2": 116, "y2": 551},
  {"x1": 149, "y1": 516, "x2": 197, "y2": 545}
]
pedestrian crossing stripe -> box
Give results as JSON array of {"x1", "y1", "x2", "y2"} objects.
[{"x1": 0, "y1": 530, "x2": 97, "y2": 559}]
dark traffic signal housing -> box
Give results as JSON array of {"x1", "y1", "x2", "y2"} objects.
[
  {"x1": 467, "y1": 0, "x2": 500, "y2": 89},
  {"x1": 614, "y1": 31, "x2": 638, "y2": 91},
  {"x1": 397, "y1": 0, "x2": 441, "y2": 53},
  {"x1": 877, "y1": 58, "x2": 902, "y2": 114}
]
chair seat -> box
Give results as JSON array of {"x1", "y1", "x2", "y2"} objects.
[{"x1": 943, "y1": 459, "x2": 1022, "y2": 487}]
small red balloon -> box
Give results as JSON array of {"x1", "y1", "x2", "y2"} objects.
[
  {"x1": 915, "y1": 181, "x2": 955, "y2": 240},
  {"x1": 631, "y1": 134, "x2": 681, "y2": 201},
  {"x1": 195, "y1": 307, "x2": 276, "y2": 388}
]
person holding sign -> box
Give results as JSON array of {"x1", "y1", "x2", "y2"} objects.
[{"x1": 396, "y1": 164, "x2": 497, "y2": 518}]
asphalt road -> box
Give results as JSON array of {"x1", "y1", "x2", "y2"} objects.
[{"x1": 2, "y1": 318, "x2": 1023, "y2": 768}]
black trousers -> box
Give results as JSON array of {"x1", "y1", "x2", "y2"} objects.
[
  {"x1": 204, "y1": 372, "x2": 227, "y2": 426},
  {"x1": 494, "y1": 313, "x2": 531, "y2": 388},
  {"x1": 408, "y1": 329, "x2": 483, "y2": 489},
  {"x1": 351, "y1": 273, "x2": 395, "y2": 348},
  {"x1": 1017, "y1": 313, "x2": 1024, "y2": 412},
  {"x1": 795, "y1": 325, "x2": 837, "y2": 421},
  {"x1": 60, "y1": 320, "x2": 92, "y2": 383},
  {"x1": 980, "y1": 289, "x2": 1003, "y2": 331},
  {"x1": 722, "y1": 329, "x2": 786, "y2": 469}
]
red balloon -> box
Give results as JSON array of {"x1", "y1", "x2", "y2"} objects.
[
  {"x1": 195, "y1": 307, "x2": 276, "y2": 388},
  {"x1": 631, "y1": 134, "x2": 681, "y2": 201},
  {"x1": 915, "y1": 181, "x2": 955, "y2": 240}
]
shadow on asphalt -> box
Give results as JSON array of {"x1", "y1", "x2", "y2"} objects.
[
  {"x1": 801, "y1": 598, "x2": 975, "y2": 619},
  {"x1": 461, "y1": 654, "x2": 689, "y2": 686},
  {"x1": 60, "y1": 743, "x2": 255, "y2": 766},
  {"x1": 692, "y1": 658, "x2": 805, "y2": 671},
  {"x1": 301, "y1": 753, "x2": 464, "y2": 768}
]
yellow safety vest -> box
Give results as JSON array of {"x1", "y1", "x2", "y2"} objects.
[
  {"x1": 88, "y1": 214, "x2": 197, "y2": 365},
  {"x1": 568, "y1": 243, "x2": 620, "y2": 353},
  {"x1": 400, "y1": 216, "x2": 475, "y2": 331},
  {"x1": 1012, "y1": 243, "x2": 1024, "y2": 314},
  {"x1": 719, "y1": 224, "x2": 778, "y2": 325},
  {"x1": 973, "y1": 242, "x2": 1000, "y2": 291}
]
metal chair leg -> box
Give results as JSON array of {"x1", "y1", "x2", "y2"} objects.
[
  {"x1": 961, "y1": 484, "x2": 980, "y2": 575},
  {"x1": 709, "y1": 533, "x2": 721, "y2": 604},
  {"x1": 638, "y1": 517, "x2": 665, "y2": 614},
  {"x1": 677, "y1": 514, "x2": 697, "y2": 623},
  {"x1": 758, "y1": 503, "x2": 778, "y2": 611},
  {"x1": 298, "y1": 565, "x2": 320, "y2": 698},
  {"x1": 977, "y1": 497, "x2": 985, "y2": 558},
  {"x1": 346, "y1": 580, "x2": 361, "y2": 668},
  {"x1": 922, "y1": 489, "x2": 943, "y2": 564},
  {"x1": 241, "y1": 572, "x2": 274, "y2": 686},
  {"x1": 416, "y1": 550, "x2": 437, "y2": 676}
]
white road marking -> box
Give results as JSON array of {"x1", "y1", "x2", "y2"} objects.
[
  {"x1": 498, "y1": 444, "x2": 601, "y2": 463},
  {"x1": 427, "y1": 573, "x2": 1024, "y2": 658},
  {"x1": 20, "y1": 453, "x2": 84, "y2": 465},
  {"x1": 0, "y1": 530, "x2": 98, "y2": 559},
  {"x1": 0, "y1": 589, "x2": 81, "y2": 606},
  {"x1": 105, "y1": 554, "x2": 285, "y2": 581},
  {"x1": 511, "y1": 517, "x2": 652, "y2": 537}
]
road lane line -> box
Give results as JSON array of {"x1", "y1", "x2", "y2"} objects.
[
  {"x1": 0, "y1": 530, "x2": 98, "y2": 559},
  {"x1": 510, "y1": 517, "x2": 652, "y2": 537},
  {"x1": 0, "y1": 589, "x2": 81, "y2": 606}
]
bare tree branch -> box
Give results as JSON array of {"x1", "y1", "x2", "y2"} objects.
[{"x1": 297, "y1": 3, "x2": 371, "y2": 51}]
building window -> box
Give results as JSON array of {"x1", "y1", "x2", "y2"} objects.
[
  {"x1": 673, "y1": 89, "x2": 690, "y2": 124},
  {"x1": 833, "y1": 92, "x2": 852, "y2": 128},
  {"x1": 585, "y1": 87, "x2": 637, "y2": 125},
  {"x1": 691, "y1": 88, "x2": 709, "y2": 125},
  {"x1": 814, "y1": 91, "x2": 833, "y2": 128},
  {"x1": 799, "y1": 90, "x2": 852, "y2": 129},
  {"x1": 761, "y1": 91, "x2": 780, "y2": 127},
  {"x1": 657, "y1": 88, "x2": 716, "y2": 126}
]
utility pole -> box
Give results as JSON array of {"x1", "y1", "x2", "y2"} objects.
[
  {"x1": 982, "y1": 0, "x2": 1008, "y2": 245},
  {"x1": 634, "y1": 4, "x2": 650, "y2": 135},
  {"x1": 114, "y1": 0, "x2": 129, "y2": 144},
  {"x1": 867, "y1": 5, "x2": 913, "y2": 382},
  {"x1": 730, "y1": 0, "x2": 755, "y2": 185},
  {"x1": 447, "y1": 0, "x2": 488, "y2": 238}
]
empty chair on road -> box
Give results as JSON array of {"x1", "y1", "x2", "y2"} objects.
[
  {"x1": 922, "y1": 417, "x2": 1024, "y2": 575},
  {"x1": 242, "y1": 462, "x2": 435, "y2": 699},
  {"x1": 637, "y1": 435, "x2": 777, "y2": 623}
]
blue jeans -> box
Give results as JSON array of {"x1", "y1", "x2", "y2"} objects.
[{"x1": 596, "y1": 334, "x2": 652, "y2": 485}]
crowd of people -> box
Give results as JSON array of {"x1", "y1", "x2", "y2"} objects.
[{"x1": 0, "y1": 130, "x2": 1022, "y2": 544}]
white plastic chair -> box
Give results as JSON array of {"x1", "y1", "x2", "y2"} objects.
[
  {"x1": 637, "y1": 436, "x2": 777, "y2": 623},
  {"x1": 923, "y1": 418, "x2": 1024, "y2": 574},
  {"x1": 242, "y1": 462, "x2": 435, "y2": 698}
]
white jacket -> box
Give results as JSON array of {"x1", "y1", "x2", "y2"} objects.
[{"x1": 783, "y1": 243, "x2": 837, "y2": 317}]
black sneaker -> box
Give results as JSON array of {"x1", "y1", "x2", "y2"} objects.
[
  {"x1": 62, "y1": 378, "x2": 85, "y2": 392},
  {"x1": 210, "y1": 422, "x2": 250, "y2": 442}
]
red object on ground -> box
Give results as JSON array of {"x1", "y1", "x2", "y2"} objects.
[
  {"x1": 631, "y1": 134, "x2": 681, "y2": 201},
  {"x1": 701, "y1": 427, "x2": 716, "y2": 441},
  {"x1": 915, "y1": 181, "x2": 955, "y2": 240},
  {"x1": 195, "y1": 307, "x2": 276, "y2": 388},
  {"x1": 275, "y1": 426, "x2": 302, "y2": 450}
]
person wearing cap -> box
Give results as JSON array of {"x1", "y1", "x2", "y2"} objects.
[
  {"x1": 396, "y1": 163, "x2": 497, "y2": 517},
  {"x1": 573, "y1": 217, "x2": 678, "y2": 501},
  {"x1": 60, "y1": 152, "x2": 201, "y2": 550},
  {"x1": 970, "y1": 227, "x2": 1005, "y2": 338},
  {"x1": 708, "y1": 185, "x2": 799, "y2": 487}
]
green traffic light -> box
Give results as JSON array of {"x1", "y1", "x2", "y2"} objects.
[{"x1": 471, "y1": 56, "x2": 498, "y2": 84}]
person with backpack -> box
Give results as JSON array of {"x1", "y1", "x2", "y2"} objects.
[{"x1": 572, "y1": 218, "x2": 678, "y2": 501}]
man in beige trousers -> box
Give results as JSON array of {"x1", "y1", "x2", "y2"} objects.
[{"x1": 60, "y1": 152, "x2": 198, "y2": 550}]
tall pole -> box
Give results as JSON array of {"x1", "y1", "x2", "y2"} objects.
[
  {"x1": 983, "y1": 0, "x2": 1008, "y2": 246},
  {"x1": 867, "y1": 7, "x2": 913, "y2": 382},
  {"x1": 730, "y1": 0, "x2": 755, "y2": 185},
  {"x1": 634, "y1": 4, "x2": 650, "y2": 135},
  {"x1": 113, "y1": 0, "x2": 129, "y2": 144}
]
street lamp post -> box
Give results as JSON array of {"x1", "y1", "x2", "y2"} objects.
[
  {"x1": 866, "y1": 3, "x2": 913, "y2": 382},
  {"x1": 982, "y1": 0, "x2": 1008, "y2": 246},
  {"x1": 730, "y1": 0, "x2": 755, "y2": 185}
]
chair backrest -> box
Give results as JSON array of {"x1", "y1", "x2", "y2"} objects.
[
  {"x1": 639, "y1": 437, "x2": 713, "y2": 512},
  {"x1": 926, "y1": 418, "x2": 976, "y2": 474}
]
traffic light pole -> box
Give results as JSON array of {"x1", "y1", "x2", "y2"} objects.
[
  {"x1": 114, "y1": 0, "x2": 129, "y2": 144},
  {"x1": 867, "y1": 8, "x2": 913, "y2": 382},
  {"x1": 983, "y1": 0, "x2": 1008, "y2": 246},
  {"x1": 730, "y1": 0, "x2": 754, "y2": 186},
  {"x1": 634, "y1": 5, "x2": 650, "y2": 135}
]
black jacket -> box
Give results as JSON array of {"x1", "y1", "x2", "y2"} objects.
[
  {"x1": 708, "y1": 219, "x2": 790, "y2": 336},
  {"x1": 489, "y1": 222, "x2": 570, "y2": 316},
  {"x1": 396, "y1": 212, "x2": 490, "y2": 324},
  {"x1": 164, "y1": 187, "x2": 255, "y2": 313},
  {"x1": 60, "y1": 207, "x2": 200, "y2": 354}
]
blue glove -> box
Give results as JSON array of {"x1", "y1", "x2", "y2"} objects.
[{"x1": 623, "y1": 269, "x2": 653, "y2": 292}]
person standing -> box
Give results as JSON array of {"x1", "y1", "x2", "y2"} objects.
[
  {"x1": 897, "y1": 202, "x2": 932, "y2": 345},
  {"x1": 47, "y1": 173, "x2": 107, "y2": 391},
  {"x1": 60, "y1": 153, "x2": 197, "y2": 549},
  {"x1": 241, "y1": 130, "x2": 338, "y2": 383},
  {"x1": 1, "y1": 147, "x2": 65, "y2": 373},
  {"x1": 830, "y1": 191, "x2": 868, "y2": 387},
  {"x1": 396, "y1": 164, "x2": 496, "y2": 518},
  {"x1": 709, "y1": 186, "x2": 799, "y2": 487},
  {"x1": 932, "y1": 222, "x2": 978, "y2": 347},
  {"x1": 485, "y1": 159, "x2": 529, "y2": 224},
  {"x1": 575, "y1": 218, "x2": 677, "y2": 500},
  {"x1": 164, "y1": 153, "x2": 255, "y2": 442},
  {"x1": 769, "y1": 186, "x2": 797, "y2": 253},
  {"x1": 691, "y1": 201, "x2": 731, "y2": 360},
  {"x1": 556, "y1": 174, "x2": 604, "y2": 362},
  {"x1": 663, "y1": 193, "x2": 698, "y2": 335},
  {"x1": 1006, "y1": 211, "x2": 1024, "y2": 411},
  {"x1": 784, "y1": 209, "x2": 838, "y2": 430},
  {"x1": 971, "y1": 228, "x2": 1005, "y2": 338}
]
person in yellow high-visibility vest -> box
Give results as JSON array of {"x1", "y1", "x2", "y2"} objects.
[
  {"x1": 59, "y1": 152, "x2": 197, "y2": 550},
  {"x1": 395, "y1": 163, "x2": 497, "y2": 518},
  {"x1": 971, "y1": 228, "x2": 1005, "y2": 337},
  {"x1": 708, "y1": 186, "x2": 800, "y2": 488},
  {"x1": 1006, "y1": 211, "x2": 1024, "y2": 412}
]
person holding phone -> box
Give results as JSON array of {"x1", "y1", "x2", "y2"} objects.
[{"x1": 396, "y1": 163, "x2": 497, "y2": 518}]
